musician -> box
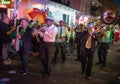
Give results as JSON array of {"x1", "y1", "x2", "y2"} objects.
[
  {"x1": 16, "y1": 18, "x2": 33, "y2": 75},
  {"x1": 38, "y1": 17, "x2": 58, "y2": 76},
  {"x1": 97, "y1": 26, "x2": 112, "y2": 68},
  {"x1": 80, "y1": 24, "x2": 98, "y2": 80},
  {"x1": 75, "y1": 24, "x2": 84, "y2": 61},
  {"x1": 52, "y1": 20, "x2": 68, "y2": 64}
]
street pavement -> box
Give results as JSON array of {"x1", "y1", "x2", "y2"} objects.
[{"x1": 0, "y1": 40, "x2": 120, "y2": 84}]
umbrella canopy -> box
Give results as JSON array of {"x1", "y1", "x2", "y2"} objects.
[{"x1": 28, "y1": 8, "x2": 46, "y2": 24}]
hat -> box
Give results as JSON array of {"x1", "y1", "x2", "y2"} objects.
[
  {"x1": 46, "y1": 17, "x2": 54, "y2": 21},
  {"x1": 79, "y1": 24, "x2": 83, "y2": 26},
  {"x1": 22, "y1": 18, "x2": 29, "y2": 22},
  {"x1": 59, "y1": 20, "x2": 65, "y2": 23}
]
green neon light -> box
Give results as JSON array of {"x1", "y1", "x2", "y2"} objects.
[{"x1": 0, "y1": 0, "x2": 11, "y2": 4}]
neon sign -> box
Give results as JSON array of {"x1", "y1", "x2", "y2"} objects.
[
  {"x1": 0, "y1": 0, "x2": 11, "y2": 4},
  {"x1": 0, "y1": 4, "x2": 7, "y2": 8}
]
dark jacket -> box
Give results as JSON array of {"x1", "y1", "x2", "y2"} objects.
[
  {"x1": 75, "y1": 30, "x2": 84, "y2": 44},
  {"x1": 0, "y1": 22, "x2": 12, "y2": 44},
  {"x1": 19, "y1": 26, "x2": 33, "y2": 49},
  {"x1": 81, "y1": 31, "x2": 98, "y2": 51}
]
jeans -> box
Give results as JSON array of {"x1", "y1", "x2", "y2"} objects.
[{"x1": 2, "y1": 44, "x2": 9, "y2": 60}]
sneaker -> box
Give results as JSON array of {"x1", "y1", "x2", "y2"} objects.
[
  {"x1": 19, "y1": 69, "x2": 28, "y2": 75},
  {"x1": 21, "y1": 71, "x2": 28, "y2": 75},
  {"x1": 3, "y1": 60, "x2": 11, "y2": 65},
  {"x1": 20, "y1": 70, "x2": 28, "y2": 75}
]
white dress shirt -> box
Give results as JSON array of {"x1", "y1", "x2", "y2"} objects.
[
  {"x1": 39, "y1": 24, "x2": 58, "y2": 42},
  {"x1": 56, "y1": 26, "x2": 68, "y2": 43}
]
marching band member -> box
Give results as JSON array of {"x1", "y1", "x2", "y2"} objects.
[
  {"x1": 16, "y1": 18, "x2": 33, "y2": 75},
  {"x1": 38, "y1": 17, "x2": 58, "y2": 76}
]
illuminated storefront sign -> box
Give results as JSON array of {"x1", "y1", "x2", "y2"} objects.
[
  {"x1": 32, "y1": 0, "x2": 49, "y2": 4},
  {"x1": 0, "y1": 4, "x2": 7, "y2": 8},
  {"x1": 0, "y1": 0, "x2": 11, "y2": 4}
]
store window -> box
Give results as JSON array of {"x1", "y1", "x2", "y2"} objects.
[
  {"x1": 63, "y1": 14, "x2": 69, "y2": 24},
  {"x1": 0, "y1": 8, "x2": 7, "y2": 15}
]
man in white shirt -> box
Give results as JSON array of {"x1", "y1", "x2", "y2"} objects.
[
  {"x1": 52, "y1": 20, "x2": 68, "y2": 64},
  {"x1": 38, "y1": 17, "x2": 58, "y2": 76}
]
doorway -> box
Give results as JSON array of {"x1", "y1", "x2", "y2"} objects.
[{"x1": 0, "y1": 8, "x2": 7, "y2": 15}]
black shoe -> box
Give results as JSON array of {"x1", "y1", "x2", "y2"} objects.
[
  {"x1": 85, "y1": 76, "x2": 89, "y2": 80},
  {"x1": 52, "y1": 60, "x2": 56, "y2": 64},
  {"x1": 61, "y1": 60, "x2": 65, "y2": 64},
  {"x1": 47, "y1": 70, "x2": 51, "y2": 76},
  {"x1": 96, "y1": 62, "x2": 101, "y2": 65},
  {"x1": 42, "y1": 71, "x2": 46, "y2": 77},
  {"x1": 52, "y1": 59, "x2": 56, "y2": 64},
  {"x1": 19, "y1": 69, "x2": 28, "y2": 75},
  {"x1": 99, "y1": 65, "x2": 105, "y2": 69},
  {"x1": 82, "y1": 72, "x2": 84, "y2": 75},
  {"x1": 42, "y1": 70, "x2": 51, "y2": 77},
  {"x1": 75, "y1": 59, "x2": 80, "y2": 61}
]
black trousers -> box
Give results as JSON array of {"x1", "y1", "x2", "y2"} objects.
[
  {"x1": 0, "y1": 41, "x2": 2, "y2": 58},
  {"x1": 97, "y1": 42, "x2": 109, "y2": 66},
  {"x1": 81, "y1": 48, "x2": 94, "y2": 76},
  {"x1": 52, "y1": 43, "x2": 66, "y2": 63},
  {"x1": 69, "y1": 39, "x2": 74, "y2": 54},
  {"x1": 32, "y1": 38, "x2": 40, "y2": 53},
  {"x1": 76, "y1": 43, "x2": 83, "y2": 61},
  {"x1": 19, "y1": 42, "x2": 31, "y2": 71},
  {"x1": 40, "y1": 42, "x2": 54, "y2": 74}
]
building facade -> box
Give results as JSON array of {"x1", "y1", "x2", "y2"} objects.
[
  {"x1": 16, "y1": 0, "x2": 77, "y2": 27},
  {"x1": 0, "y1": 0, "x2": 14, "y2": 18},
  {"x1": 47, "y1": 1, "x2": 77, "y2": 27}
]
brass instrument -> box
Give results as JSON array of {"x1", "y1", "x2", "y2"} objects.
[{"x1": 101, "y1": 10, "x2": 118, "y2": 25}]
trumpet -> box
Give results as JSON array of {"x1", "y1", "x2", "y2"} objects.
[{"x1": 32, "y1": 29, "x2": 40, "y2": 36}]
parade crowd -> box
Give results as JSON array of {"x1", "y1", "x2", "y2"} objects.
[{"x1": 0, "y1": 13, "x2": 120, "y2": 80}]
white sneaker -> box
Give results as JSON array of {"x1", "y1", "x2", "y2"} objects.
[{"x1": 3, "y1": 60, "x2": 11, "y2": 65}]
